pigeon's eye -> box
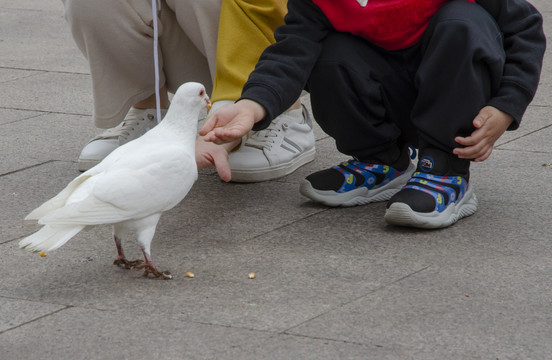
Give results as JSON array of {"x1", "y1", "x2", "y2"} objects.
[{"x1": 199, "y1": 89, "x2": 205, "y2": 97}]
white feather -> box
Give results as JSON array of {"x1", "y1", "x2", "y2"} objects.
[
  {"x1": 19, "y1": 225, "x2": 85, "y2": 253},
  {"x1": 25, "y1": 175, "x2": 91, "y2": 220},
  {"x1": 19, "y1": 82, "x2": 207, "y2": 260}
]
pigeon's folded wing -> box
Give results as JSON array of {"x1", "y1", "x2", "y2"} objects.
[
  {"x1": 25, "y1": 174, "x2": 92, "y2": 220},
  {"x1": 26, "y1": 135, "x2": 157, "y2": 221},
  {"x1": 39, "y1": 152, "x2": 197, "y2": 226}
]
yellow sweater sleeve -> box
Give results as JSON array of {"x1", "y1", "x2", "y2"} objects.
[{"x1": 211, "y1": 0, "x2": 287, "y2": 103}]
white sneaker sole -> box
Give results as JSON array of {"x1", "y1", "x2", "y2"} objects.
[
  {"x1": 230, "y1": 147, "x2": 316, "y2": 183},
  {"x1": 384, "y1": 184, "x2": 478, "y2": 229},
  {"x1": 299, "y1": 162, "x2": 415, "y2": 207},
  {"x1": 78, "y1": 158, "x2": 101, "y2": 172}
]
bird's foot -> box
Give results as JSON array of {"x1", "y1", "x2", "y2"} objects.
[
  {"x1": 128, "y1": 259, "x2": 144, "y2": 268},
  {"x1": 113, "y1": 258, "x2": 144, "y2": 270},
  {"x1": 143, "y1": 264, "x2": 173, "y2": 280},
  {"x1": 113, "y1": 257, "x2": 131, "y2": 269}
]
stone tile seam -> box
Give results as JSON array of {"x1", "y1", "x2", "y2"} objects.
[
  {"x1": 496, "y1": 122, "x2": 552, "y2": 148},
  {"x1": 280, "y1": 264, "x2": 433, "y2": 335},
  {"x1": 0, "y1": 66, "x2": 89, "y2": 77},
  {"x1": 0, "y1": 304, "x2": 72, "y2": 336},
  {"x1": 0, "y1": 6, "x2": 50, "y2": 12},
  {"x1": 238, "y1": 209, "x2": 331, "y2": 245},
  {"x1": 0, "y1": 159, "x2": 57, "y2": 178},
  {"x1": 0, "y1": 302, "x2": 385, "y2": 349},
  {"x1": 274, "y1": 331, "x2": 382, "y2": 349},
  {"x1": 0, "y1": 72, "x2": 44, "y2": 85},
  {"x1": 178, "y1": 318, "x2": 377, "y2": 349},
  {"x1": 0, "y1": 110, "x2": 48, "y2": 126},
  {"x1": 0, "y1": 106, "x2": 90, "y2": 117},
  {"x1": 492, "y1": 147, "x2": 552, "y2": 155},
  {"x1": 1, "y1": 227, "x2": 38, "y2": 246}
]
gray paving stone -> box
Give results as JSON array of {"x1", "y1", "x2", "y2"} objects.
[
  {"x1": 0, "y1": 2, "x2": 88, "y2": 73},
  {"x1": 0, "y1": 161, "x2": 78, "y2": 243},
  {"x1": 1, "y1": 1, "x2": 551, "y2": 359},
  {"x1": 286, "y1": 260, "x2": 552, "y2": 359},
  {"x1": 0, "y1": 297, "x2": 66, "y2": 333},
  {"x1": 0, "y1": 306, "x2": 401, "y2": 360},
  {"x1": 0, "y1": 233, "x2": 426, "y2": 330},
  {"x1": 1, "y1": 70, "x2": 92, "y2": 114},
  {"x1": 0, "y1": 112, "x2": 96, "y2": 175},
  {"x1": 498, "y1": 124, "x2": 552, "y2": 153},
  {"x1": 0, "y1": 108, "x2": 44, "y2": 126},
  {"x1": 497, "y1": 105, "x2": 552, "y2": 146}
]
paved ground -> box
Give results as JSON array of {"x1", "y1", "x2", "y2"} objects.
[{"x1": 1, "y1": 1, "x2": 551, "y2": 359}]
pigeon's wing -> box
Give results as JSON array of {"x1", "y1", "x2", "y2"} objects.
[
  {"x1": 81, "y1": 135, "x2": 151, "y2": 174},
  {"x1": 26, "y1": 133, "x2": 155, "y2": 221},
  {"x1": 25, "y1": 174, "x2": 92, "y2": 220},
  {"x1": 39, "y1": 147, "x2": 197, "y2": 226}
]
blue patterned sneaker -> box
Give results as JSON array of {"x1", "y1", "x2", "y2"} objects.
[
  {"x1": 384, "y1": 148, "x2": 478, "y2": 229},
  {"x1": 299, "y1": 159, "x2": 415, "y2": 207}
]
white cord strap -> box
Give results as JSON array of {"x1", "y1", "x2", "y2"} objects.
[{"x1": 151, "y1": 0, "x2": 162, "y2": 123}]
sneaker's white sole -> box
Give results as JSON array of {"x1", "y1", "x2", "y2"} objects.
[
  {"x1": 78, "y1": 158, "x2": 101, "y2": 172},
  {"x1": 299, "y1": 162, "x2": 416, "y2": 207},
  {"x1": 230, "y1": 147, "x2": 316, "y2": 183},
  {"x1": 384, "y1": 184, "x2": 478, "y2": 229}
]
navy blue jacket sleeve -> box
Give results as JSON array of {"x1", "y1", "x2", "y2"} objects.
[
  {"x1": 240, "y1": 0, "x2": 331, "y2": 130},
  {"x1": 476, "y1": 0, "x2": 545, "y2": 129}
]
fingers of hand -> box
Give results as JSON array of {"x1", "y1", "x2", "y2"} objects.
[
  {"x1": 202, "y1": 128, "x2": 237, "y2": 144},
  {"x1": 474, "y1": 147, "x2": 493, "y2": 162},
  {"x1": 211, "y1": 151, "x2": 231, "y2": 182},
  {"x1": 454, "y1": 130, "x2": 492, "y2": 160},
  {"x1": 199, "y1": 114, "x2": 218, "y2": 136},
  {"x1": 473, "y1": 112, "x2": 487, "y2": 129},
  {"x1": 455, "y1": 126, "x2": 485, "y2": 147},
  {"x1": 454, "y1": 134, "x2": 483, "y2": 159}
]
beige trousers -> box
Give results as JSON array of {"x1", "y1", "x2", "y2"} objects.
[
  {"x1": 63, "y1": 0, "x2": 219, "y2": 128},
  {"x1": 63, "y1": 0, "x2": 286, "y2": 128}
]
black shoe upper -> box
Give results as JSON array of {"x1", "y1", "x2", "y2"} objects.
[{"x1": 387, "y1": 148, "x2": 471, "y2": 213}]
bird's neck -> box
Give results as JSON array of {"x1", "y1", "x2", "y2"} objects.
[{"x1": 157, "y1": 107, "x2": 200, "y2": 150}]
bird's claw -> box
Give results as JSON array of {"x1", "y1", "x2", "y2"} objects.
[
  {"x1": 159, "y1": 271, "x2": 173, "y2": 280},
  {"x1": 113, "y1": 258, "x2": 131, "y2": 269},
  {"x1": 128, "y1": 259, "x2": 144, "y2": 268},
  {"x1": 143, "y1": 265, "x2": 172, "y2": 280},
  {"x1": 113, "y1": 258, "x2": 144, "y2": 270}
]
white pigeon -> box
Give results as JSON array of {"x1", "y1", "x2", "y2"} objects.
[{"x1": 19, "y1": 82, "x2": 211, "y2": 279}]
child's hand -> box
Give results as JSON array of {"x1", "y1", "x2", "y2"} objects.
[
  {"x1": 453, "y1": 106, "x2": 513, "y2": 162},
  {"x1": 199, "y1": 99, "x2": 266, "y2": 145},
  {"x1": 195, "y1": 137, "x2": 237, "y2": 182}
]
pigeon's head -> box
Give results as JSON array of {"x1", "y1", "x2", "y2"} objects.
[{"x1": 173, "y1": 82, "x2": 211, "y2": 111}]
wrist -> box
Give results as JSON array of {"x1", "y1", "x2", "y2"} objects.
[
  {"x1": 226, "y1": 138, "x2": 243, "y2": 152},
  {"x1": 237, "y1": 99, "x2": 266, "y2": 123}
]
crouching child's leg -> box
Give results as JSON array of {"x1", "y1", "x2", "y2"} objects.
[{"x1": 385, "y1": 0, "x2": 505, "y2": 228}]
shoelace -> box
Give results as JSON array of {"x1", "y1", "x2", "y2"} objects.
[
  {"x1": 92, "y1": 112, "x2": 155, "y2": 141},
  {"x1": 245, "y1": 121, "x2": 288, "y2": 150}
]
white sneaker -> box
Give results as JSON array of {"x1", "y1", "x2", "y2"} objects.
[
  {"x1": 228, "y1": 105, "x2": 316, "y2": 182},
  {"x1": 77, "y1": 108, "x2": 166, "y2": 171}
]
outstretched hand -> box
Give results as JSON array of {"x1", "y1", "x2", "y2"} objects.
[
  {"x1": 199, "y1": 99, "x2": 266, "y2": 145},
  {"x1": 453, "y1": 106, "x2": 513, "y2": 162},
  {"x1": 195, "y1": 137, "x2": 240, "y2": 182}
]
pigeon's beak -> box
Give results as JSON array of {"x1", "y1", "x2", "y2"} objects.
[{"x1": 205, "y1": 96, "x2": 212, "y2": 111}]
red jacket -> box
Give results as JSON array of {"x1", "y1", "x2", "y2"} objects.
[{"x1": 312, "y1": 0, "x2": 474, "y2": 50}]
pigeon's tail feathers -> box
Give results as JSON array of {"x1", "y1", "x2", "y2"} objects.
[
  {"x1": 19, "y1": 224, "x2": 85, "y2": 253},
  {"x1": 25, "y1": 175, "x2": 92, "y2": 220}
]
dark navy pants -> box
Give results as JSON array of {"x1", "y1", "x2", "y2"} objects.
[{"x1": 306, "y1": 0, "x2": 505, "y2": 160}]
